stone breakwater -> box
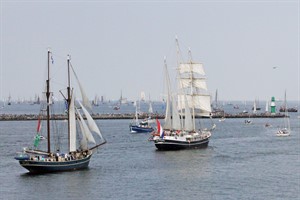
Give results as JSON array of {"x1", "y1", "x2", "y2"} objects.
[{"x1": 0, "y1": 113, "x2": 286, "y2": 121}]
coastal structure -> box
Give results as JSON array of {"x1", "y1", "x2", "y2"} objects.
[{"x1": 271, "y1": 97, "x2": 276, "y2": 115}]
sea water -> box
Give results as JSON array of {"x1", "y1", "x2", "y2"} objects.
[{"x1": 0, "y1": 102, "x2": 299, "y2": 200}]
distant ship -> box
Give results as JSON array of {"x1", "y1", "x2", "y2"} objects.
[
  {"x1": 279, "y1": 91, "x2": 298, "y2": 112},
  {"x1": 130, "y1": 101, "x2": 154, "y2": 133}
]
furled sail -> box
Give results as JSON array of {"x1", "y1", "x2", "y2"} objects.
[
  {"x1": 69, "y1": 92, "x2": 77, "y2": 152},
  {"x1": 77, "y1": 100, "x2": 103, "y2": 140}
]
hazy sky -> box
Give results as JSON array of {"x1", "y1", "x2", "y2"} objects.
[{"x1": 1, "y1": 0, "x2": 299, "y2": 102}]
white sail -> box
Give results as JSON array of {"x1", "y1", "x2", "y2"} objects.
[
  {"x1": 179, "y1": 63, "x2": 205, "y2": 75},
  {"x1": 178, "y1": 94, "x2": 211, "y2": 117},
  {"x1": 134, "y1": 103, "x2": 139, "y2": 125},
  {"x1": 171, "y1": 94, "x2": 182, "y2": 130},
  {"x1": 265, "y1": 101, "x2": 269, "y2": 112},
  {"x1": 148, "y1": 101, "x2": 153, "y2": 113},
  {"x1": 77, "y1": 116, "x2": 88, "y2": 150},
  {"x1": 178, "y1": 78, "x2": 207, "y2": 90},
  {"x1": 77, "y1": 108, "x2": 96, "y2": 144},
  {"x1": 164, "y1": 59, "x2": 172, "y2": 130},
  {"x1": 253, "y1": 100, "x2": 257, "y2": 113},
  {"x1": 71, "y1": 65, "x2": 92, "y2": 109},
  {"x1": 69, "y1": 92, "x2": 77, "y2": 152},
  {"x1": 77, "y1": 100, "x2": 103, "y2": 140},
  {"x1": 183, "y1": 95, "x2": 193, "y2": 131}
]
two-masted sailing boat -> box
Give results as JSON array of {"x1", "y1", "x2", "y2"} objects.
[
  {"x1": 129, "y1": 101, "x2": 154, "y2": 133},
  {"x1": 152, "y1": 38, "x2": 215, "y2": 150},
  {"x1": 15, "y1": 50, "x2": 106, "y2": 173}
]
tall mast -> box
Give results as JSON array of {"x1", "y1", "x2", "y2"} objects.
[
  {"x1": 175, "y1": 36, "x2": 184, "y2": 131},
  {"x1": 164, "y1": 57, "x2": 172, "y2": 130},
  {"x1": 67, "y1": 55, "x2": 71, "y2": 152},
  {"x1": 188, "y1": 48, "x2": 196, "y2": 131},
  {"x1": 46, "y1": 49, "x2": 51, "y2": 153}
]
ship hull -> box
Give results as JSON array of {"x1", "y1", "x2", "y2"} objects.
[
  {"x1": 154, "y1": 138, "x2": 209, "y2": 150},
  {"x1": 19, "y1": 155, "x2": 91, "y2": 174},
  {"x1": 130, "y1": 125, "x2": 154, "y2": 133}
]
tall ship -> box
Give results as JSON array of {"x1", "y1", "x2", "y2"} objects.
[
  {"x1": 152, "y1": 38, "x2": 215, "y2": 150},
  {"x1": 15, "y1": 50, "x2": 106, "y2": 173}
]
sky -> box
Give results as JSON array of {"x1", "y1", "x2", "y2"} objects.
[{"x1": 0, "y1": 0, "x2": 299, "y2": 102}]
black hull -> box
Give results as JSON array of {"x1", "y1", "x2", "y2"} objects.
[
  {"x1": 19, "y1": 155, "x2": 91, "y2": 174},
  {"x1": 154, "y1": 138, "x2": 209, "y2": 150}
]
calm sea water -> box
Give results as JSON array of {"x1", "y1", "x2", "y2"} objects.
[{"x1": 0, "y1": 102, "x2": 299, "y2": 200}]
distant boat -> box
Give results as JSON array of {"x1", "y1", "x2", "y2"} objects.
[
  {"x1": 264, "y1": 123, "x2": 272, "y2": 127},
  {"x1": 152, "y1": 38, "x2": 215, "y2": 150},
  {"x1": 34, "y1": 94, "x2": 40, "y2": 104},
  {"x1": 279, "y1": 91, "x2": 298, "y2": 112},
  {"x1": 265, "y1": 100, "x2": 269, "y2": 113},
  {"x1": 233, "y1": 105, "x2": 239, "y2": 109},
  {"x1": 7, "y1": 94, "x2": 12, "y2": 105},
  {"x1": 277, "y1": 91, "x2": 291, "y2": 137},
  {"x1": 212, "y1": 89, "x2": 224, "y2": 113},
  {"x1": 242, "y1": 101, "x2": 248, "y2": 113},
  {"x1": 148, "y1": 100, "x2": 153, "y2": 114},
  {"x1": 252, "y1": 100, "x2": 257, "y2": 113},
  {"x1": 129, "y1": 101, "x2": 154, "y2": 133},
  {"x1": 245, "y1": 110, "x2": 252, "y2": 124},
  {"x1": 119, "y1": 90, "x2": 128, "y2": 105},
  {"x1": 219, "y1": 117, "x2": 226, "y2": 122},
  {"x1": 15, "y1": 50, "x2": 106, "y2": 174},
  {"x1": 244, "y1": 119, "x2": 252, "y2": 125},
  {"x1": 252, "y1": 99, "x2": 261, "y2": 111},
  {"x1": 113, "y1": 105, "x2": 120, "y2": 110},
  {"x1": 92, "y1": 95, "x2": 99, "y2": 106}
]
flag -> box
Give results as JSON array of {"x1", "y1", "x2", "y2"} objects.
[
  {"x1": 51, "y1": 55, "x2": 54, "y2": 64},
  {"x1": 34, "y1": 134, "x2": 41, "y2": 148},
  {"x1": 156, "y1": 119, "x2": 164, "y2": 138},
  {"x1": 36, "y1": 118, "x2": 41, "y2": 132}
]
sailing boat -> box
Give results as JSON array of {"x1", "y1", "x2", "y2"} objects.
[
  {"x1": 152, "y1": 38, "x2": 215, "y2": 150},
  {"x1": 279, "y1": 91, "x2": 298, "y2": 112},
  {"x1": 92, "y1": 95, "x2": 99, "y2": 106},
  {"x1": 15, "y1": 50, "x2": 106, "y2": 173},
  {"x1": 129, "y1": 101, "x2": 154, "y2": 133},
  {"x1": 212, "y1": 89, "x2": 223, "y2": 113},
  {"x1": 7, "y1": 94, "x2": 12, "y2": 105},
  {"x1": 252, "y1": 99, "x2": 261, "y2": 110},
  {"x1": 245, "y1": 101, "x2": 254, "y2": 125},
  {"x1": 276, "y1": 91, "x2": 291, "y2": 136}
]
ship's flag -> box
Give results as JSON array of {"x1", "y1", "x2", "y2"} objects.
[
  {"x1": 156, "y1": 119, "x2": 164, "y2": 138},
  {"x1": 34, "y1": 134, "x2": 40, "y2": 148},
  {"x1": 36, "y1": 118, "x2": 41, "y2": 132},
  {"x1": 51, "y1": 55, "x2": 54, "y2": 64}
]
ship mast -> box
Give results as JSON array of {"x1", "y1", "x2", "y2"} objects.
[
  {"x1": 46, "y1": 49, "x2": 51, "y2": 153},
  {"x1": 67, "y1": 55, "x2": 71, "y2": 152},
  {"x1": 188, "y1": 48, "x2": 196, "y2": 131},
  {"x1": 175, "y1": 36, "x2": 184, "y2": 131}
]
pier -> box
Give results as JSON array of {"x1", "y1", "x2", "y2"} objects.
[{"x1": 0, "y1": 112, "x2": 286, "y2": 121}]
